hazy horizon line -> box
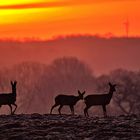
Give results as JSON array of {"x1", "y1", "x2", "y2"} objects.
[{"x1": 0, "y1": 34, "x2": 140, "y2": 42}]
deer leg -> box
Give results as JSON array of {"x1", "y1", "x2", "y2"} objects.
[
  {"x1": 58, "y1": 105, "x2": 63, "y2": 115},
  {"x1": 12, "y1": 103, "x2": 17, "y2": 114},
  {"x1": 102, "y1": 105, "x2": 107, "y2": 117},
  {"x1": 84, "y1": 106, "x2": 90, "y2": 117},
  {"x1": 8, "y1": 104, "x2": 13, "y2": 115},
  {"x1": 50, "y1": 103, "x2": 58, "y2": 114},
  {"x1": 70, "y1": 105, "x2": 74, "y2": 115}
]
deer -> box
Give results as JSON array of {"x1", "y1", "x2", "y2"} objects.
[
  {"x1": 0, "y1": 81, "x2": 17, "y2": 115},
  {"x1": 84, "y1": 82, "x2": 116, "y2": 117},
  {"x1": 50, "y1": 90, "x2": 85, "y2": 115}
]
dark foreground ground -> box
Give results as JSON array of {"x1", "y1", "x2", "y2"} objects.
[{"x1": 0, "y1": 114, "x2": 140, "y2": 140}]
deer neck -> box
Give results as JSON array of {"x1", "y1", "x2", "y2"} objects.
[
  {"x1": 108, "y1": 89, "x2": 114, "y2": 99},
  {"x1": 76, "y1": 96, "x2": 81, "y2": 102},
  {"x1": 12, "y1": 88, "x2": 16, "y2": 96}
]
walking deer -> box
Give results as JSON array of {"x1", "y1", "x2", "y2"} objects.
[
  {"x1": 50, "y1": 90, "x2": 85, "y2": 115},
  {"x1": 0, "y1": 81, "x2": 17, "y2": 115},
  {"x1": 84, "y1": 82, "x2": 116, "y2": 117}
]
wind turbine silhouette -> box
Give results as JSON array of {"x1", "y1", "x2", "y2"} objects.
[{"x1": 124, "y1": 18, "x2": 129, "y2": 37}]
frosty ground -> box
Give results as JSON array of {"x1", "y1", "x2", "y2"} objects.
[{"x1": 0, "y1": 114, "x2": 139, "y2": 140}]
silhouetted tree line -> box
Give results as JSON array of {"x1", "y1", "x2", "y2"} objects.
[{"x1": 0, "y1": 57, "x2": 139, "y2": 115}]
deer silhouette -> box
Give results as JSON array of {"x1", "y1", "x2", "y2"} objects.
[
  {"x1": 0, "y1": 81, "x2": 17, "y2": 115},
  {"x1": 84, "y1": 82, "x2": 116, "y2": 117},
  {"x1": 50, "y1": 90, "x2": 85, "y2": 115}
]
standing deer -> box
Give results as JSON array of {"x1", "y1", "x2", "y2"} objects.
[
  {"x1": 84, "y1": 82, "x2": 116, "y2": 117},
  {"x1": 50, "y1": 90, "x2": 85, "y2": 115},
  {"x1": 0, "y1": 81, "x2": 17, "y2": 115}
]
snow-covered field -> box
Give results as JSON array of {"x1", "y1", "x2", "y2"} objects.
[{"x1": 0, "y1": 114, "x2": 139, "y2": 140}]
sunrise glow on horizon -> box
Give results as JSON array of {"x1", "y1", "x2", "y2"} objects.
[{"x1": 0, "y1": 0, "x2": 140, "y2": 40}]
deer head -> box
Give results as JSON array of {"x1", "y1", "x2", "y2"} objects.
[
  {"x1": 109, "y1": 82, "x2": 116, "y2": 92},
  {"x1": 78, "y1": 90, "x2": 85, "y2": 99}
]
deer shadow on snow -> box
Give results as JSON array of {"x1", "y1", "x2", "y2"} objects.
[{"x1": 0, "y1": 81, "x2": 17, "y2": 115}]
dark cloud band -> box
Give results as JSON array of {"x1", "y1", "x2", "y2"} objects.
[{"x1": 0, "y1": 2, "x2": 67, "y2": 10}]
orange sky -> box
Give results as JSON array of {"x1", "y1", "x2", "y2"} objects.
[{"x1": 0, "y1": 0, "x2": 140, "y2": 39}]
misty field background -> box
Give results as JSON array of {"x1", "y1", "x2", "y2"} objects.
[
  {"x1": 0, "y1": 36, "x2": 140, "y2": 115},
  {"x1": 0, "y1": 36, "x2": 140, "y2": 75},
  {"x1": 0, "y1": 57, "x2": 140, "y2": 115}
]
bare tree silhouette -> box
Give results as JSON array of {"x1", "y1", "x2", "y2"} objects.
[
  {"x1": 110, "y1": 69, "x2": 140, "y2": 114},
  {"x1": 0, "y1": 58, "x2": 140, "y2": 115},
  {"x1": 38, "y1": 57, "x2": 95, "y2": 113}
]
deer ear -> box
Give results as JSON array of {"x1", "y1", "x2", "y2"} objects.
[
  {"x1": 14, "y1": 81, "x2": 17, "y2": 85},
  {"x1": 82, "y1": 91, "x2": 86, "y2": 95},
  {"x1": 78, "y1": 90, "x2": 81, "y2": 95},
  {"x1": 11, "y1": 81, "x2": 13, "y2": 85}
]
